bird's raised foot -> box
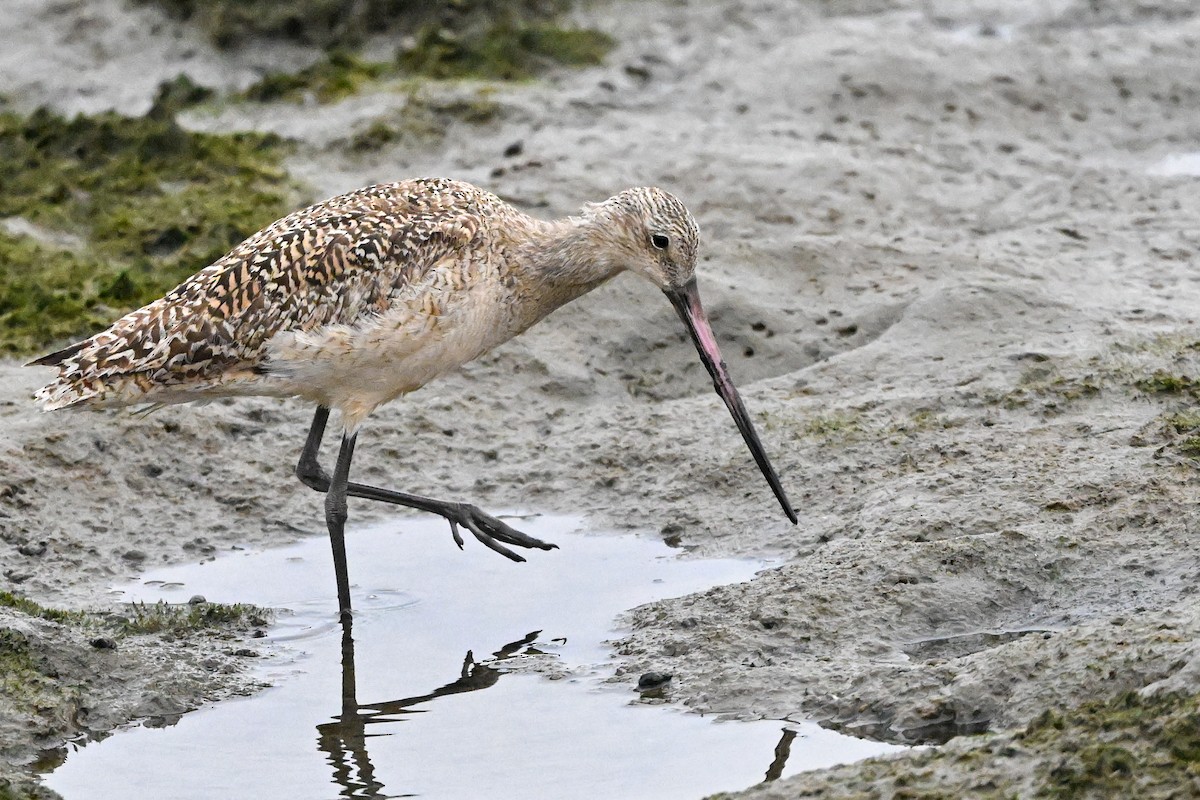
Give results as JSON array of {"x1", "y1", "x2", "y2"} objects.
[
  {"x1": 294, "y1": 447, "x2": 556, "y2": 561},
  {"x1": 442, "y1": 504, "x2": 558, "y2": 562}
]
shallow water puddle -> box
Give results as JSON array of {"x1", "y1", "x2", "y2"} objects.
[
  {"x1": 46, "y1": 515, "x2": 901, "y2": 799},
  {"x1": 1148, "y1": 152, "x2": 1200, "y2": 176}
]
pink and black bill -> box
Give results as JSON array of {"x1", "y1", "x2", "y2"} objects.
[{"x1": 664, "y1": 278, "x2": 798, "y2": 524}]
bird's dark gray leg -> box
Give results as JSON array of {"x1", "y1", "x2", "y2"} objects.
[
  {"x1": 296, "y1": 406, "x2": 556, "y2": 563},
  {"x1": 296, "y1": 405, "x2": 333, "y2": 484},
  {"x1": 327, "y1": 431, "x2": 357, "y2": 620}
]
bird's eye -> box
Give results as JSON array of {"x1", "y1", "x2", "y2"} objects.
[{"x1": 651, "y1": 234, "x2": 670, "y2": 250}]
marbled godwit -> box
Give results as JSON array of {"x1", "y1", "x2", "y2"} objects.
[{"x1": 29, "y1": 178, "x2": 796, "y2": 617}]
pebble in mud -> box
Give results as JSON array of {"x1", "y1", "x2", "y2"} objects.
[
  {"x1": 182, "y1": 538, "x2": 216, "y2": 555},
  {"x1": 637, "y1": 672, "x2": 674, "y2": 691},
  {"x1": 17, "y1": 541, "x2": 46, "y2": 557}
]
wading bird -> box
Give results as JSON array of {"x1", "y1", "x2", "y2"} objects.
[{"x1": 30, "y1": 178, "x2": 796, "y2": 618}]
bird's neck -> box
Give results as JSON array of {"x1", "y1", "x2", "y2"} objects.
[{"x1": 519, "y1": 214, "x2": 627, "y2": 303}]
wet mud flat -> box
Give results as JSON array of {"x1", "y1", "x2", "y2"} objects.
[{"x1": 4, "y1": 0, "x2": 1200, "y2": 797}]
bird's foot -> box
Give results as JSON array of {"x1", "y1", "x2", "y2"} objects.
[{"x1": 442, "y1": 504, "x2": 558, "y2": 562}]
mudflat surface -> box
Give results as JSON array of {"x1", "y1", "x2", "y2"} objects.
[{"x1": 4, "y1": 0, "x2": 1200, "y2": 796}]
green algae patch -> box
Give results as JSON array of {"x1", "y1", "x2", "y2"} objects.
[
  {"x1": 238, "y1": 18, "x2": 614, "y2": 103},
  {"x1": 0, "y1": 594, "x2": 271, "y2": 785},
  {"x1": 0, "y1": 105, "x2": 300, "y2": 356},
  {"x1": 183, "y1": 1, "x2": 613, "y2": 104},
  {"x1": 0, "y1": 592, "x2": 271, "y2": 641},
  {"x1": 0, "y1": 592, "x2": 85, "y2": 626},
  {"x1": 116, "y1": 601, "x2": 270, "y2": 636},
  {"x1": 242, "y1": 50, "x2": 389, "y2": 103},
  {"x1": 398, "y1": 18, "x2": 614, "y2": 81},
  {"x1": 1000, "y1": 363, "x2": 1104, "y2": 411},
  {"x1": 1159, "y1": 409, "x2": 1200, "y2": 456},
  {"x1": 342, "y1": 89, "x2": 502, "y2": 152},
  {"x1": 0, "y1": 776, "x2": 59, "y2": 800},
  {"x1": 0, "y1": 628, "x2": 63, "y2": 708},
  {"x1": 0, "y1": 232, "x2": 136, "y2": 356},
  {"x1": 700, "y1": 690, "x2": 1200, "y2": 799},
  {"x1": 151, "y1": 73, "x2": 216, "y2": 114},
  {"x1": 1025, "y1": 691, "x2": 1200, "y2": 798},
  {"x1": 1135, "y1": 371, "x2": 1200, "y2": 399},
  {"x1": 140, "y1": 0, "x2": 614, "y2": 63},
  {"x1": 800, "y1": 409, "x2": 866, "y2": 441},
  {"x1": 138, "y1": 0, "x2": 410, "y2": 49}
]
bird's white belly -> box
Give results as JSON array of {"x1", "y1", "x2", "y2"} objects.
[{"x1": 266, "y1": 288, "x2": 509, "y2": 431}]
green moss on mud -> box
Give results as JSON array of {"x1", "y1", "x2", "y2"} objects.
[
  {"x1": 0, "y1": 592, "x2": 85, "y2": 626},
  {"x1": 140, "y1": 0, "x2": 612, "y2": 63},
  {"x1": 151, "y1": 73, "x2": 216, "y2": 113},
  {"x1": 241, "y1": 50, "x2": 389, "y2": 103},
  {"x1": 0, "y1": 628, "x2": 64, "y2": 707},
  {"x1": 802, "y1": 410, "x2": 866, "y2": 440},
  {"x1": 0, "y1": 777, "x2": 60, "y2": 800},
  {"x1": 989, "y1": 344, "x2": 1200, "y2": 413},
  {"x1": 1025, "y1": 691, "x2": 1200, "y2": 798},
  {"x1": 1, "y1": 595, "x2": 269, "y2": 698},
  {"x1": 240, "y1": 17, "x2": 612, "y2": 102},
  {"x1": 137, "y1": 0, "x2": 394, "y2": 48},
  {"x1": 0, "y1": 104, "x2": 299, "y2": 356},
  {"x1": 343, "y1": 89, "x2": 501, "y2": 151},
  {"x1": 1134, "y1": 371, "x2": 1200, "y2": 399},
  {"x1": 1160, "y1": 409, "x2": 1200, "y2": 456},
  {"x1": 1001, "y1": 364, "x2": 1103, "y2": 410},
  {"x1": 0, "y1": 593, "x2": 271, "y2": 641},
  {"x1": 117, "y1": 601, "x2": 270, "y2": 636},
  {"x1": 1132, "y1": 369, "x2": 1200, "y2": 456},
  {"x1": 398, "y1": 18, "x2": 613, "y2": 80},
  {"x1": 199, "y1": 1, "x2": 612, "y2": 103},
  {"x1": 0, "y1": 594, "x2": 270, "y2": 792},
  {"x1": 139, "y1": 0, "x2": 420, "y2": 48},
  {"x1": 703, "y1": 690, "x2": 1200, "y2": 799}
]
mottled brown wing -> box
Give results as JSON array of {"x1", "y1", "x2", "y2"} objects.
[{"x1": 40, "y1": 207, "x2": 475, "y2": 392}]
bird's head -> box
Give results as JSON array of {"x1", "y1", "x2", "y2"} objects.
[
  {"x1": 583, "y1": 186, "x2": 797, "y2": 525},
  {"x1": 583, "y1": 186, "x2": 700, "y2": 291}
]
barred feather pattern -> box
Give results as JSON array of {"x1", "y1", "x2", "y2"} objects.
[
  {"x1": 31, "y1": 178, "x2": 512, "y2": 412},
  {"x1": 30, "y1": 179, "x2": 702, "y2": 432}
]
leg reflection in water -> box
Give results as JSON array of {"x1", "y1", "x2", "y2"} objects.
[
  {"x1": 316, "y1": 619, "x2": 544, "y2": 799},
  {"x1": 762, "y1": 727, "x2": 798, "y2": 783}
]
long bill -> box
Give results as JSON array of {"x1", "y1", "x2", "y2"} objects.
[{"x1": 664, "y1": 278, "x2": 798, "y2": 524}]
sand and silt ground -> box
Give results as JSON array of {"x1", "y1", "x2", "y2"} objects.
[{"x1": 3, "y1": 1, "x2": 1200, "y2": 797}]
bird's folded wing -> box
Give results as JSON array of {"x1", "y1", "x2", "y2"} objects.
[{"x1": 35, "y1": 208, "x2": 478, "y2": 388}]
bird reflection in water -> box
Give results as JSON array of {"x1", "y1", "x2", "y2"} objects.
[
  {"x1": 316, "y1": 621, "x2": 800, "y2": 798},
  {"x1": 316, "y1": 620, "x2": 544, "y2": 799}
]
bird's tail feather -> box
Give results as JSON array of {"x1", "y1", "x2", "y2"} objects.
[
  {"x1": 28, "y1": 332, "x2": 129, "y2": 411},
  {"x1": 32, "y1": 378, "x2": 105, "y2": 411},
  {"x1": 26, "y1": 340, "x2": 89, "y2": 368}
]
